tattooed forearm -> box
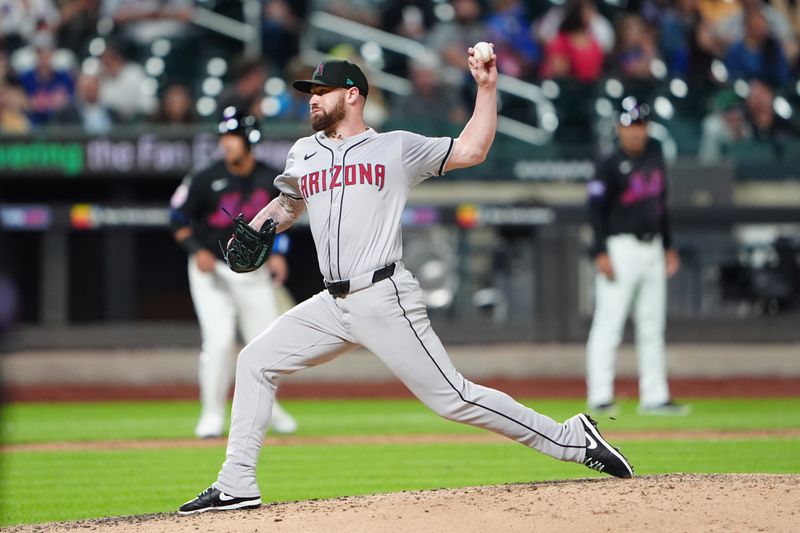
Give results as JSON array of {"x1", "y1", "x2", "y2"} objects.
[{"x1": 249, "y1": 193, "x2": 306, "y2": 233}]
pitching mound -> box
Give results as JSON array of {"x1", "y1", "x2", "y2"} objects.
[{"x1": 7, "y1": 474, "x2": 799, "y2": 532}]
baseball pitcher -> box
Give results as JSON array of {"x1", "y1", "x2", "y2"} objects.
[{"x1": 180, "y1": 48, "x2": 633, "y2": 515}]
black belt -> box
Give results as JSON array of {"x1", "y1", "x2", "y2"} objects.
[
  {"x1": 325, "y1": 264, "x2": 396, "y2": 298},
  {"x1": 635, "y1": 232, "x2": 658, "y2": 242}
]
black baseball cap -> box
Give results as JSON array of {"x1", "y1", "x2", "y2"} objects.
[
  {"x1": 218, "y1": 106, "x2": 262, "y2": 145},
  {"x1": 618, "y1": 101, "x2": 650, "y2": 127},
  {"x1": 292, "y1": 59, "x2": 369, "y2": 99}
]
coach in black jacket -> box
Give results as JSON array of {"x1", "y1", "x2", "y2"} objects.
[{"x1": 585, "y1": 101, "x2": 689, "y2": 416}]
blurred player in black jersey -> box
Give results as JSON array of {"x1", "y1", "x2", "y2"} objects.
[
  {"x1": 585, "y1": 100, "x2": 689, "y2": 416},
  {"x1": 170, "y1": 107, "x2": 298, "y2": 437}
]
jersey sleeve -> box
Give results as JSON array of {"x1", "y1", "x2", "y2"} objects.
[
  {"x1": 399, "y1": 131, "x2": 455, "y2": 187},
  {"x1": 273, "y1": 142, "x2": 304, "y2": 199},
  {"x1": 169, "y1": 172, "x2": 203, "y2": 232},
  {"x1": 587, "y1": 157, "x2": 613, "y2": 256}
]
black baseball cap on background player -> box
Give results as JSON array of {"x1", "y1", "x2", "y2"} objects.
[
  {"x1": 618, "y1": 99, "x2": 650, "y2": 127},
  {"x1": 292, "y1": 59, "x2": 369, "y2": 99},
  {"x1": 217, "y1": 106, "x2": 262, "y2": 146}
]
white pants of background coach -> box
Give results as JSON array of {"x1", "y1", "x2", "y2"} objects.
[
  {"x1": 586, "y1": 234, "x2": 671, "y2": 408},
  {"x1": 188, "y1": 258, "x2": 294, "y2": 437}
]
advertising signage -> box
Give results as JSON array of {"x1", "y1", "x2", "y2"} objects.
[{"x1": 0, "y1": 134, "x2": 295, "y2": 177}]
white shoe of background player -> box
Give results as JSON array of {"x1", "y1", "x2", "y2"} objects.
[
  {"x1": 269, "y1": 401, "x2": 298, "y2": 434},
  {"x1": 194, "y1": 413, "x2": 225, "y2": 439}
]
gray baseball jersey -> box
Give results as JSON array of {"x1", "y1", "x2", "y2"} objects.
[
  {"x1": 275, "y1": 128, "x2": 451, "y2": 282},
  {"x1": 214, "y1": 129, "x2": 590, "y2": 498}
]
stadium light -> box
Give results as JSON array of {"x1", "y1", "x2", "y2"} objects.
[
  {"x1": 81, "y1": 57, "x2": 100, "y2": 76},
  {"x1": 197, "y1": 96, "x2": 217, "y2": 116},
  {"x1": 206, "y1": 58, "x2": 228, "y2": 77},
  {"x1": 774, "y1": 96, "x2": 792, "y2": 119},
  {"x1": 261, "y1": 96, "x2": 281, "y2": 117},
  {"x1": 604, "y1": 79, "x2": 623, "y2": 99},
  {"x1": 145, "y1": 57, "x2": 165, "y2": 77},
  {"x1": 202, "y1": 77, "x2": 223, "y2": 97},
  {"x1": 734, "y1": 79, "x2": 749, "y2": 98},
  {"x1": 151, "y1": 39, "x2": 171, "y2": 57},
  {"x1": 265, "y1": 77, "x2": 287, "y2": 96},
  {"x1": 650, "y1": 59, "x2": 667, "y2": 80},
  {"x1": 669, "y1": 78, "x2": 688, "y2": 98},
  {"x1": 434, "y1": 3, "x2": 454, "y2": 22},
  {"x1": 594, "y1": 97, "x2": 613, "y2": 117},
  {"x1": 541, "y1": 111, "x2": 559, "y2": 132},
  {"x1": 654, "y1": 96, "x2": 674, "y2": 120},
  {"x1": 141, "y1": 78, "x2": 159, "y2": 97},
  {"x1": 541, "y1": 80, "x2": 560, "y2": 99},
  {"x1": 88, "y1": 37, "x2": 106, "y2": 57},
  {"x1": 711, "y1": 60, "x2": 728, "y2": 83}
]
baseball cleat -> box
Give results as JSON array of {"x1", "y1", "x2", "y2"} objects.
[
  {"x1": 178, "y1": 486, "x2": 261, "y2": 515},
  {"x1": 194, "y1": 413, "x2": 225, "y2": 439},
  {"x1": 578, "y1": 413, "x2": 634, "y2": 478},
  {"x1": 637, "y1": 401, "x2": 691, "y2": 416}
]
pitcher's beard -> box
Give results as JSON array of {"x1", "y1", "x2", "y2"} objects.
[{"x1": 311, "y1": 98, "x2": 346, "y2": 133}]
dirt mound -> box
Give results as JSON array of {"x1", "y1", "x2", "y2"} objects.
[{"x1": 6, "y1": 474, "x2": 799, "y2": 533}]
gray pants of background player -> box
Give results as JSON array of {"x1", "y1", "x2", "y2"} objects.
[{"x1": 216, "y1": 266, "x2": 588, "y2": 497}]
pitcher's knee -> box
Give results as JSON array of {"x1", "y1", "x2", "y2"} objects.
[
  {"x1": 429, "y1": 394, "x2": 474, "y2": 422},
  {"x1": 236, "y1": 343, "x2": 289, "y2": 379}
]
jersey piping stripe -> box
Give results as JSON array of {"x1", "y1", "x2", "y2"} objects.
[
  {"x1": 437, "y1": 138, "x2": 455, "y2": 176},
  {"x1": 388, "y1": 276, "x2": 584, "y2": 450},
  {"x1": 314, "y1": 136, "x2": 336, "y2": 282},
  {"x1": 337, "y1": 138, "x2": 369, "y2": 281}
]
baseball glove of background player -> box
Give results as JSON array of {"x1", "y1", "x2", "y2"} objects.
[{"x1": 221, "y1": 210, "x2": 277, "y2": 273}]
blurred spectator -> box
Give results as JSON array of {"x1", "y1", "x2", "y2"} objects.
[
  {"x1": 218, "y1": 56, "x2": 269, "y2": 119},
  {"x1": 742, "y1": 78, "x2": 798, "y2": 158},
  {"x1": 698, "y1": 89, "x2": 751, "y2": 163},
  {"x1": 723, "y1": 7, "x2": 790, "y2": 87},
  {"x1": 270, "y1": 56, "x2": 311, "y2": 122},
  {"x1": 151, "y1": 82, "x2": 197, "y2": 125},
  {"x1": 0, "y1": 0, "x2": 60, "y2": 52},
  {"x1": 19, "y1": 34, "x2": 73, "y2": 125},
  {"x1": 486, "y1": 0, "x2": 540, "y2": 80},
  {"x1": 53, "y1": 72, "x2": 117, "y2": 134},
  {"x1": 390, "y1": 53, "x2": 466, "y2": 130},
  {"x1": 380, "y1": 0, "x2": 437, "y2": 77},
  {"x1": 381, "y1": 0, "x2": 437, "y2": 40},
  {"x1": 55, "y1": 0, "x2": 100, "y2": 55},
  {"x1": 262, "y1": 0, "x2": 301, "y2": 72},
  {"x1": 101, "y1": 0, "x2": 194, "y2": 50},
  {"x1": 315, "y1": 0, "x2": 379, "y2": 27},
  {"x1": 539, "y1": 0, "x2": 604, "y2": 82},
  {"x1": 714, "y1": 0, "x2": 797, "y2": 63},
  {"x1": 611, "y1": 13, "x2": 659, "y2": 79},
  {"x1": 0, "y1": 49, "x2": 30, "y2": 134},
  {"x1": 427, "y1": 0, "x2": 488, "y2": 70},
  {"x1": 98, "y1": 40, "x2": 157, "y2": 120},
  {"x1": 0, "y1": 85, "x2": 31, "y2": 134},
  {"x1": 696, "y1": 0, "x2": 741, "y2": 23},
  {"x1": 536, "y1": 0, "x2": 615, "y2": 54},
  {"x1": 658, "y1": 0, "x2": 717, "y2": 79},
  {"x1": 770, "y1": 0, "x2": 800, "y2": 40}
]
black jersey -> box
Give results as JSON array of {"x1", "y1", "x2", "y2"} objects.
[
  {"x1": 170, "y1": 160, "x2": 281, "y2": 261},
  {"x1": 587, "y1": 139, "x2": 673, "y2": 256}
]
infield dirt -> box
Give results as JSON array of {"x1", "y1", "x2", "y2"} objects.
[{"x1": 5, "y1": 474, "x2": 799, "y2": 533}]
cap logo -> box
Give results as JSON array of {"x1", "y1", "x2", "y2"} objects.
[
  {"x1": 314, "y1": 63, "x2": 324, "y2": 79},
  {"x1": 346, "y1": 78, "x2": 354, "y2": 85}
]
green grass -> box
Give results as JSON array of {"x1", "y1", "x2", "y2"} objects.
[
  {"x1": 1, "y1": 398, "x2": 799, "y2": 526},
  {"x1": 3, "y1": 398, "x2": 800, "y2": 444}
]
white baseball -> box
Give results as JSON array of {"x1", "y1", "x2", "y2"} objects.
[{"x1": 472, "y1": 42, "x2": 493, "y2": 64}]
